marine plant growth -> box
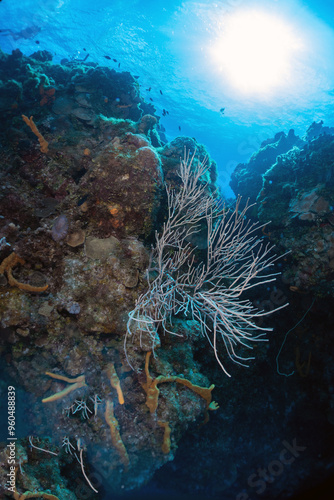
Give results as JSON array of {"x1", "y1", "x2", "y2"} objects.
[{"x1": 126, "y1": 151, "x2": 288, "y2": 376}]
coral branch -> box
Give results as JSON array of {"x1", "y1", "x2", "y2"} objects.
[
  {"x1": 126, "y1": 149, "x2": 288, "y2": 375},
  {"x1": 77, "y1": 446, "x2": 98, "y2": 493},
  {"x1": 28, "y1": 436, "x2": 58, "y2": 456}
]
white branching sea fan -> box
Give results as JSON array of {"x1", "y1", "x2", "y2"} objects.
[{"x1": 125, "y1": 150, "x2": 288, "y2": 376}]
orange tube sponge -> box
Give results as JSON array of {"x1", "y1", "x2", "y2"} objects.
[
  {"x1": 0, "y1": 252, "x2": 48, "y2": 293},
  {"x1": 158, "y1": 421, "x2": 171, "y2": 454},
  {"x1": 42, "y1": 372, "x2": 86, "y2": 403},
  {"x1": 104, "y1": 399, "x2": 129, "y2": 468},
  {"x1": 22, "y1": 114, "x2": 49, "y2": 153},
  {"x1": 14, "y1": 492, "x2": 60, "y2": 500},
  {"x1": 106, "y1": 363, "x2": 124, "y2": 404},
  {"x1": 142, "y1": 351, "x2": 219, "y2": 419}
]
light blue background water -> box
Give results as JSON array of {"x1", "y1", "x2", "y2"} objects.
[{"x1": 1, "y1": 0, "x2": 334, "y2": 196}]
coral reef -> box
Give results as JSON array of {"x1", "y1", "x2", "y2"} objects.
[
  {"x1": 1, "y1": 47, "x2": 334, "y2": 500},
  {"x1": 230, "y1": 129, "x2": 305, "y2": 206},
  {"x1": 0, "y1": 48, "x2": 220, "y2": 497},
  {"x1": 230, "y1": 127, "x2": 334, "y2": 296}
]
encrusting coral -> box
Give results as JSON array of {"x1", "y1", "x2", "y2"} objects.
[{"x1": 0, "y1": 252, "x2": 48, "y2": 293}]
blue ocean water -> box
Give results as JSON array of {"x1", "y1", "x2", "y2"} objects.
[
  {"x1": 1, "y1": 1, "x2": 334, "y2": 500},
  {"x1": 1, "y1": 0, "x2": 334, "y2": 196}
]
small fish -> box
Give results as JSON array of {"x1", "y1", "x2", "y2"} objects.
[
  {"x1": 83, "y1": 48, "x2": 86, "y2": 51},
  {"x1": 220, "y1": 107, "x2": 225, "y2": 115},
  {"x1": 146, "y1": 87, "x2": 152, "y2": 92},
  {"x1": 104, "y1": 55, "x2": 111, "y2": 60},
  {"x1": 113, "y1": 58, "x2": 117, "y2": 62},
  {"x1": 160, "y1": 90, "x2": 163, "y2": 95},
  {"x1": 118, "y1": 62, "x2": 120, "y2": 68},
  {"x1": 35, "y1": 40, "x2": 40, "y2": 44},
  {"x1": 162, "y1": 109, "x2": 166, "y2": 116},
  {"x1": 166, "y1": 110, "x2": 169, "y2": 115},
  {"x1": 149, "y1": 98, "x2": 153, "y2": 101},
  {"x1": 178, "y1": 126, "x2": 181, "y2": 131}
]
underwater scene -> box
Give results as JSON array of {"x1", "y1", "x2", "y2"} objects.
[{"x1": 1, "y1": 0, "x2": 334, "y2": 499}]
